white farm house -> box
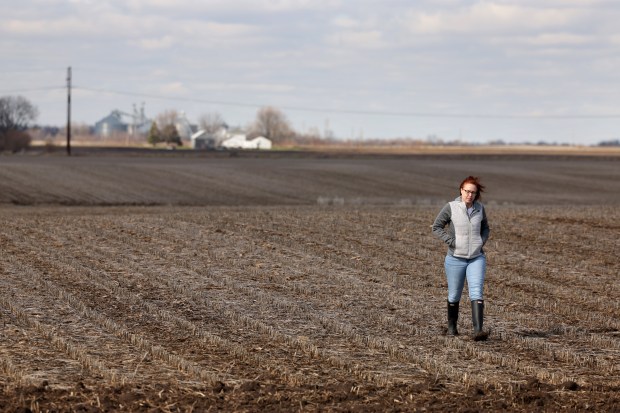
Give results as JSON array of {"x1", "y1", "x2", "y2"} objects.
[
  {"x1": 191, "y1": 126, "x2": 272, "y2": 150},
  {"x1": 220, "y1": 135, "x2": 272, "y2": 150}
]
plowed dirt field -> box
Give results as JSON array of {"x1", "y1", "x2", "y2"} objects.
[{"x1": 1, "y1": 152, "x2": 619, "y2": 411}]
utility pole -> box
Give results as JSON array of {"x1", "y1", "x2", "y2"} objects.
[{"x1": 66, "y1": 66, "x2": 72, "y2": 156}]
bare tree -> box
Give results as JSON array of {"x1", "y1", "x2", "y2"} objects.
[
  {"x1": 0, "y1": 96, "x2": 39, "y2": 134},
  {"x1": 0, "y1": 95, "x2": 39, "y2": 152},
  {"x1": 155, "y1": 109, "x2": 179, "y2": 129},
  {"x1": 249, "y1": 106, "x2": 294, "y2": 144},
  {"x1": 155, "y1": 109, "x2": 193, "y2": 142},
  {"x1": 198, "y1": 112, "x2": 226, "y2": 134}
]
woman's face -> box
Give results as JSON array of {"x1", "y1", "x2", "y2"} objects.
[{"x1": 460, "y1": 183, "x2": 478, "y2": 205}]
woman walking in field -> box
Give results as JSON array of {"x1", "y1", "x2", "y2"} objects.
[{"x1": 432, "y1": 176, "x2": 490, "y2": 341}]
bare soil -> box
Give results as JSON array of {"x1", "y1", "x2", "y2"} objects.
[
  {"x1": 0, "y1": 152, "x2": 619, "y2": 411},
  {"x1": 1, "y1": 150, "x2": 619, "y2": 206}
]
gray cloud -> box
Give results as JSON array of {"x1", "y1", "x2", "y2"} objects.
[{"x1": 1, "y1": 0, "x2": 619, "y2": 144}]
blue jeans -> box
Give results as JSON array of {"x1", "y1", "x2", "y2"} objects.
[{"x1": 444, "y1": 254, "x2": 486, "y2": 302}]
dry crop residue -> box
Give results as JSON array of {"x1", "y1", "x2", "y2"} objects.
[{"x1": 0, "y1": 205, "x2": 618, "y2": 412}]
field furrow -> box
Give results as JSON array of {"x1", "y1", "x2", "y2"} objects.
[
  {"x1": 41, "y1": 213, "x2": 570, "y2": 385},
  {"x1": 2, "y1": 198, "x2": 619, "y2": 411}
]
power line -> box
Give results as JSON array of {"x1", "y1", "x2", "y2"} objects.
[
  {"x1": 0, "y1": 86, "x2": 65, "y2": 94},
  {"x1": 0, "y1": 68, "x2": 66, "y2": 74},
  {"x1": 75, "y1": 86, "x2": 262, "y2": 109},
  {"x1": 74, "y1": 86, "x2": 620, "y2": 120},
  {"x1": 4, "y1": 82, "x2": 620, "y2": 120}
]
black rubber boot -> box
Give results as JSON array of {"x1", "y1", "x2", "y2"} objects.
[
  {"x1": 447, "y1": 300, "x2": 459, "y2": 336},
  {"x1": 471, "y1": 300, "x2": 489, "y2": 341}
]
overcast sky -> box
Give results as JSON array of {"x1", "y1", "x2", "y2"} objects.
[{"x1": 1, "y1": 0, "x2": 619, "y2": 145}]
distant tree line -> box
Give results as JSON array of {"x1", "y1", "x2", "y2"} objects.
[{"x1": 597, "y1": 139, "x2": 620, "y2": 147}]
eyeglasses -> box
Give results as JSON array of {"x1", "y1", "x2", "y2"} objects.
[{"x1": 461, "y1": 189, "x2": 477, "y2": 195}]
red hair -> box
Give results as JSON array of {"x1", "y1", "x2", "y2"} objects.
[{"x1": 460, "y1": 176, "x2": 485, "y2": 202}]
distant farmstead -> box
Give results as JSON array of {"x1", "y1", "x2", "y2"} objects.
[{"x1": 191, "y1": 126, "x2": 272, "y2": 150}]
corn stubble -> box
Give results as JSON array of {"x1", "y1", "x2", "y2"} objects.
[{"x1": 0, "y1": 205, "x2": 618, "y2": 411}]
